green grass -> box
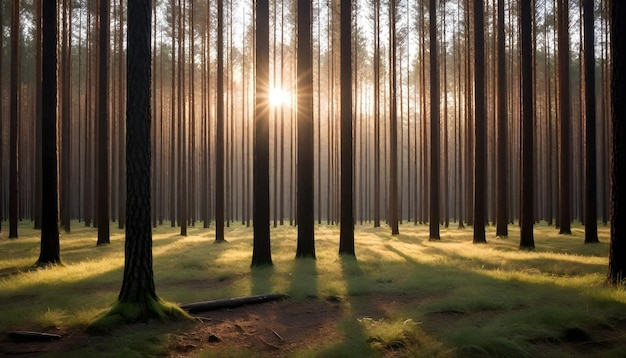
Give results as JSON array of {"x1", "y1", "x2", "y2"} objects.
[{"x1": 1, "y1": 220, "x2": 625, "y2": 357}]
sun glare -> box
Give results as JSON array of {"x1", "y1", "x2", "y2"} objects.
[{"x1": 269, "y1": 88, "x2": 288, "y2": 107}]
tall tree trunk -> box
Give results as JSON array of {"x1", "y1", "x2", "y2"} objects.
[
  {"x1": 558, "y1": 0, "x2": 572, "y2": 234},
  {"x1": 584, "y1": 0, "x2": 599, "y2": 243},
  {"x1": 429, "y1": 0, "x2": 439, "y2": 240},
  {"x1": 296, "y1": 0, "x2": 316, "y2": 257},
  {"x1": 520, "y1": 0, "x2": 535, "y2": 249},
  {"x1": 9, "y1": 0, "x2": 20, "y2": 239},
  {"x1": 119, "y1": 0, "x2": 159, "y2": 309},
  {"x1": 495, "y1": 0, "x2": 508, "y2": 237},
  {"x1": 61, "y1": 0, "x2": 72, "y2": 233},
  {"x1": 388, "y1": 0, "x2": 399, "y2": 235},
  {"x1": 215, "y1": 0, "x2": 225, "y2": 242},
  {"x1": 608, "y1": 0, "x2": 626, "y2": 284},
  {"x1": 373, "y1": 0, "x2": 381, "y2": 228},
  {"x1": 0, "y1": 2, "x2": 3, "y2": 233},
  {"x1": 473, "y1": 0, "x2": 487, "y2": 244},
  {"x1": 252, "y1": 0, "x2": 273, "y2": 266},
  {"x1": 339, "y1": 0, "x2": 354, "y2": 255},
  {"x1": 33, "y1": 0, "x2": 42, "y2": 230},
  {"x1": 97, "y1": 0, "x2": 111, "y2": 245},
  {"x1": 38, "y1": 0, "x2": 61, "y2": 265}
]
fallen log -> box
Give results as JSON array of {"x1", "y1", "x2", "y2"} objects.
[
  {"x1": 180, "y1": 293, "x2": 288, "y2": 313},
  {"x1": 7, "y1": 331, "x2": 62, "y2": 342}
]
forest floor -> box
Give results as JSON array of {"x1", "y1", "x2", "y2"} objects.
[{"x1": 1, "y1": 221, "x2": 626, "y2": 357}]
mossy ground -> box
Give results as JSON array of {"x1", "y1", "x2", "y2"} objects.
[{"x1": 1, "y1": 220, "x2": 625, "y2": 357}]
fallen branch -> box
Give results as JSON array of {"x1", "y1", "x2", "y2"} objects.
[
  {"x1": 180, "y1": 293, "x2": 289, "y2": 314},
  {"x1": 7, "y1": 331, "x2": 62, "y2": 342}
]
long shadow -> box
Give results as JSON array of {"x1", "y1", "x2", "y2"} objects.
[
  {"x1": 288, "y1": 257, "x2": 318, "y2": 298},
  {"x1": 250, "y1": 265, "x2": 274, "y2": 295}
]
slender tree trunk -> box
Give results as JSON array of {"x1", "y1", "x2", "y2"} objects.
[
  {"x1": 216, "y1": 0, "x2": 225, "y2": 242},
  {"x1": 9, "y1": 0, "x2": 20, "y2": 239},
  {"x1": 373, "y1": 0, "x2": 381, "y2": 228},
  {"x1": 252, "y1": 0, "x2": 273, "y2": 266},
  {"x1": 38, "y1": 0, "x2": 61, "y2": 265},
  {"x1": 339, "y1": 0, "x2": 354, "y2": 255},
  {"x1": 61, "y1": 0, "x2": 72, "y2": 233},
  {"x1": 429, "y1": 0, "x2": 439, "y2": 240},
  {"x1": 97, "y1": 0, "x2": 111, "y2": 245},
  {"x1": 520, "y1": 0, "x2": 535, "y2": 249},
  {"x1": 608, "y1": 0, "x2": 626, "y2": 284},
  {"x1": 496, "y1": 0, "x2": 508, "y2": 237},
  {"x1": 584, "y1": 0, "x2": 599, "y2": 243},
  {"x1": 473, "y1": 0, "x2": 487, "y2": 244},
  {"x1": 558, "y1": 0, "x2": 572, "y2": 234},
  {"x1": 33, "y1": 0, "x2": 42, "y2": 230},
  {"x1": 388, "y1": 0, "x2": 399, "y2": 236},
  {"x1": 296, "y1": 0, "x2": 316, "y2": 257}
]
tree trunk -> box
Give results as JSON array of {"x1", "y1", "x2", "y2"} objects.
[
  {"x1": 252, "y1": 0, "x2": 273, "y2": 266},
  {"x1": 38, "y1": 0, "x2": 61, "y2": 265},
  {"x1": 119, "y1": 0, "x2": 157, "y2": 308},
  {"x1": 608, "y1": 0, "x2": 626, "y2": 284},
  {"x1": 558, "y1": 0, "x2": 572, "y2": 234},
  {"x1": 61, "y1": 0, "x2": 72, "y2": 233},
  {"x1": 388, "y1": 0, "x2": 399, "y2": 236},
  {"x1": 97, "y1": 0, "x2": 111, "y2": 245},
  {"x1": 495, "y1": 0, "x2": 508, "y2": 237},
  {"x1": 473, "y1": 0, "x2": 487, "y2": 244},
  {"x1": 216, "y1": 0, "x2": 225, "y2": 242},
  {"x1": 9, "y1": 0, "x2": 20, "y2": 239},
  {"x1": 373, "y1": 0, "x2": 380, "y2": 228},
  {"x1": 429, "y1": 0, "x2": 439, "y2": 240},
  {"x1": 584, "y1": 0, "x2": 599, "y2": 243},
  {"x1": 520, "y1": 0, "x2": 535, "y2": 249},
  {"x1": 339, "y1": 0, "x2": 354, "y2": 255},
  {"x1": 296, "y1": 0, "x2": 316, "y2": 257}
]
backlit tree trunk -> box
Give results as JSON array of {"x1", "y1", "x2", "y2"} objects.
[
  {"x1": 558, "y1": 0, "x2": 572, "y2": 234},
  {"x1": 252, "y1": 0, "x2": 273, "y2": 266},
  {"x1": 339, "y1": 0, "x2": 354, "y2": 255},
  {"x1": 608, "y1": 0, "x2": 626, "y2": 284},
  {"x1": 520, "y1": 0, "x2": 535, "y2": 249},
  {"x1": 216, "y1": 0, "x2": 225, "y2": 242},
  {"x1": 38, "y1": 0, "x2": 61, "y2": 265},
  {"x1": 97, "y1": 0, "x2": 111, "y2": 245},
  {"x1": 473, "y1": 0, "x2": 487, "y2": 244},
  {"x1": 296, "y1": 0, "x2": 316, "y2": 257},
  {"x1": 119, "y1": 0, "x2": 157, "y2": 306},
  {"x1": 496, "y1": 0, "x2": 508, "y2": 237},
  {"x1": 429, "y1": 0, "x2": 439, "y2": 240},
  {"x1": 584, "y1": 0, "x2": 599, "y2": 243},
  {"x1": 9, "y1": 0, "x2": 20, "y2": 239}
]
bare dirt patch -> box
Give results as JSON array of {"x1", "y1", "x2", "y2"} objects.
[{"x1": 169, "y1": 297, "x2": 345, "y2": 357}]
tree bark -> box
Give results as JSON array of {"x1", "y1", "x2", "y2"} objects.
[
  {"x1": 9, "y1": 0, "x2": 20, "y2": 239},
  {"x1": 584, "y1": 0, "x2": 599, "y2": 243},
  {"x1": 216, "y1": 0, "x2": 225, "y2": 242},
  {"x1": 97, "y1": 0, "x2": 111, "y2": 245},
  {"x1": 38, "y1": 0, "x2": 61, "y2": 265},
  {"x1": 119, "y1": 0, "x2": 157, "y2": 306},
  {"x1": 496, "y1": 0, "x2": 508, "y2": 237},
  {"x1": 558, "y1": 0, "x2": 572, "y2": 234},
  {"x1": 296, "y1": 0, "x2": 316, "y2": 257},
  {"x1": 429, "y1": 0, "x2": 440, "y2": 240},
  {"x1": 608, "y1": 0, "x2": 626, "y2": 284},
  {"x1": 252, "y1": 0, "x2": 273, "y2": 266},
  {"x1": 473, "y1": 0, "x2": 487, "y2": 244},
  {"x1": 339, "y1": 0, "x2": 354, "y2": 255},
  {"x1": 520, "y1": 0, "x2": 535, "y2": 249},
  {"x1": 389, "y1": 0, "x2": 399, "y2": 236}
]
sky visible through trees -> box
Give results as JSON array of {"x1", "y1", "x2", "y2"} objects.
[{"x1": 0, "y1": 0, "x2": 615, "y2": 237}]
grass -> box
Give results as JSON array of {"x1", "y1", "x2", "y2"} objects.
[{"x1": 1, "y1": 219, "x2": 625, "y2": 357}]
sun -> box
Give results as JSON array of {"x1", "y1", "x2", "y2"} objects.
[{"x1": 269, "y1": 88, "x2": 289, "y2": 107}]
